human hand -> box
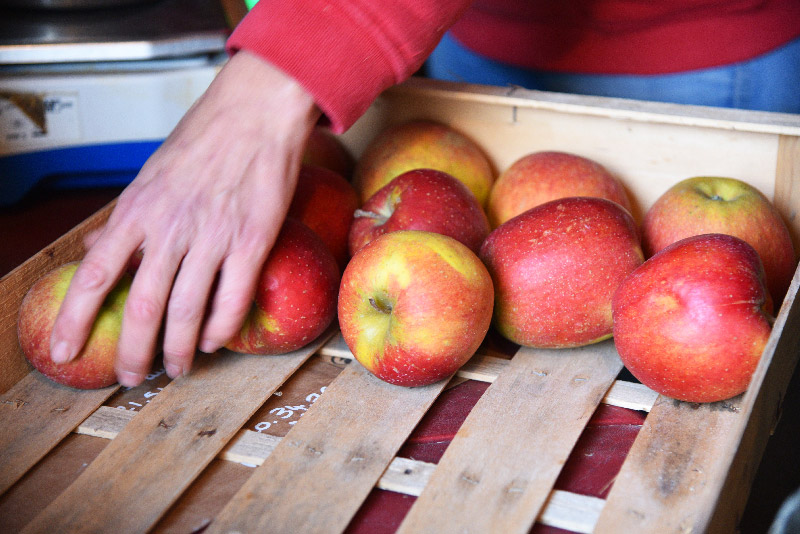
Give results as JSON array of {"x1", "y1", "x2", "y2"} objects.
[{"x1": 49, "y1": 50, "x2": 321, "y2": 387}]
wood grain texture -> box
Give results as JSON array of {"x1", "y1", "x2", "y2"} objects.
[
  {"x1": 20, "y1": 329, "x2": 332, "y2": 534},
  {"x1": 774, "y1": 134, "x2": 800, "y2": 250},
  {"x1": 593, "y1": 394, "x2": 744, "y2": 533},
  {"x1": 0, "y1": 371, "x2": 117, "y2": 495},
  {"x1": 0, "y1": 201, "x2": 115, "y2": 394},
  {"x1": 396, "y1": 340, "x2": 623, "y2": 534},
  {"x1": 205, "y1": 360, "x2": 449, "y2": 534}
]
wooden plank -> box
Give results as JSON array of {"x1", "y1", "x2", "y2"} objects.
[
  {"x1": 75, "y1": 405, "x2": 606, "y2": 533},
  {"x1": 20, "y1": 329, "x2": 333, "y2": 534},
  {"x1": 0, "y1": 371, "x2": 117, "y2": 495},
  {"x1": 205, "y1": 359, "x2": 448, "y2": 534},
  {"x1": 396, "y1": 340, "x2": 623, "y2": 534},
  {"x1": 593, "y1": 394, "x2": 744, "y2": 533},
  {"x1": 0, "y1": 202, "x2": 115, "y2": 394}
]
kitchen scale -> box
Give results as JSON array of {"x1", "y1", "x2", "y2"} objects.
[{"x1": 0, "y1": 0, "x2": 232, "y2": 206}]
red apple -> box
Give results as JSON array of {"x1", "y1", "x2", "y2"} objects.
[
  {"x1": 353, "y1": 120, "x2": 494, "y2": 206},
  {"x1": 487, "y1": 151, "x2": 632, "y2": 228},
  {"x1": 480, "y1": 197, "x2": 643, "y2": 348},
  {"x1": 17, "y1": 262, "x2": 131, "y2": 389},
  {"x1": 288, "y1": 164, "x2": 360, "y2": 271},
  {"x1": 348, "y1": 168, "x2": 490, "y2": 257},
  {"x1": 643, "y1": 176, "x2": 796, "y2": 305},
  {"x1": 612, "y1": 233, "x2": 773, "y2": 403},
  {"x1": 226, "y1": 218, "x2": 339, "y2": 355},
  {"x1": 302, "y1": 127, "x2": 355, "y2": 179},
  {"x1": 338, "y1": 230, "x2": 494, "y2": 387}
]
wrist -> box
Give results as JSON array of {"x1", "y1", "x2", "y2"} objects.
[{"x1": 213, "y1": 49, "x2": 322, "y2": 130}]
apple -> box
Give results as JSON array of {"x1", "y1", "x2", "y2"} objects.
[
  {"x1": 480, "y1": 196, "x2": 643, "y2": 348},
  {"x1": 612, "y1": 233, "x2": 773, "y2": 403},
  {"x1": 17, "y1": 262, "x2": 131, "y2": 389},
  {"x1": 288, "y1": 164, "x2": 360, "y2": 271},
  {"x1": 642, "y1": 176, "x2": 796, "y2": 305},
  {"x1": 302, "y1": 126, "x2": 355, "y2": 179},
  {"x1": 487, "y1": 151, "x2": 632, "y2": 228},
  {"x1": 226, "y1": 218, "x2": 340, "y2": 355},
  {"x1": 348, "y1": 168, "x2": 490, "y2": 257},
  {"x1": 338, "y1": 230, "x2": 494, "y2": 387},
  {"x1": 353, "y1": 120, "x2": 494, "y2": 206}
]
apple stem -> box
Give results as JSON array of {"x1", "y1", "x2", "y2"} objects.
[
  {"x1": 354, "y1": 209, "x2": 385, "y2": 220},
  {"x1": 369, "y1": 297, "x2": 393, "y2": 314}
]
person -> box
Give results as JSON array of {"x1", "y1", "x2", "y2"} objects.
[{"x1": 48, "y1": 0, "x2": 800, "y2": 388}]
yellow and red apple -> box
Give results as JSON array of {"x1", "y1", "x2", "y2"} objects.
[
  {"x1": 487, "y1": 151, "x2": 632, "y2": 228},
  {"x1": 226, "y1": 218, "x2": 340, "y2": 355},
  {"x1": 17, "y1": 262, "x2": 131, "y2": 389},
  {"x1": 480, "y1": 197, "x2": 643, "y2": 348},
  {"x1": 353, "y1": 120, "x2": 494, "y2": 206},
  {"x1": 338, "y1": 230, "x2": 494, "y2": 387},
  {"x1": 612, "y1": 233, "x2": 773, "y2": 403},
  {"x1": 642, "y1": 176, "x2": 796, "y2": 305},
  {"x1": 288, "y1": 164, "x2": 360, "y2": 271},
  {"x1": 348, "y1": 168, "x2": 490, "y2": 257}
]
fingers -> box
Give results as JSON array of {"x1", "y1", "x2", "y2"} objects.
[
  {"x1": 113, "y1": 240, "x2": 186, "y2": 387},
  {"x1": 160, "y1": 245, "x2": 224, "y2": 378},
  {"x1": 198, "y1": 237, "x2": 273, "y2": 354},
  {"x1": 50, "y1": 227, "x2": 142, "y2": 366}
]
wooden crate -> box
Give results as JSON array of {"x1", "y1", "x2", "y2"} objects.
[{"x1": 2, "y1": 78, "x2": 800, "y2": 534}]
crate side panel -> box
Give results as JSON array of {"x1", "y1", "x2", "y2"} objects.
[
  {"x1": 774, "y1": 134, "x2": 800, "y2": 250},
  {"x1": 346, "y1": 89, "x2": 782, "y2": 224}
]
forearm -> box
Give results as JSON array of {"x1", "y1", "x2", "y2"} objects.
[{"x1": 227, "y1": 0, "x2": 472, "y2": 132}]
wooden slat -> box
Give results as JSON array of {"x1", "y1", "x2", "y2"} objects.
[
  {"x1": 395, "y1": 340, "x2": 623, "y2": 534},
  {"x1": 0, "y1": 371, "x2": 117, "y2": 495},
  {"x1": 20, "y1": 329, "x2": 333, "y2": 534},
  {"x1": 0, "y1": 202, "x2": 115, "y2": 394},
  {"x1": 76, "y1": 406, "x2": 604, "y2": 533},
  {"x1": 204, "y1": 359, "x2": 448, "y2": 534},
  {"x1": 538, "y1": 490, "x2": 605, "y2": 534},
  {"x1": 593, "y1": 394, "x2": 744, "y2": 533}
]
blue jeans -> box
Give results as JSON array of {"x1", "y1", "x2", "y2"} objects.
[{"x1": 426, "y1": 33, "x2": 800, "y2": 113}]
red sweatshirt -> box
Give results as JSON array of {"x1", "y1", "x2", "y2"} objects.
[{"x1": 227, "y1": 1, "x2": 800, "y2": 133}]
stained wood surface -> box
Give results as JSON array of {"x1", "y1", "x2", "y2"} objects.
[
  {"x1": 20, "y1": 330, "x2": 333, "y2": 534},
  {"x1": 593, "y1": 394, "x2": 743, "y2": 533},
  {"x1": 396, "y1": 340, "x2": 623, "y2": 534},
  {"x1": 0, "y1": 371, "x2": 117, "y2": 495},
  {"x1": 205, "y1": 360, "x2": 449, "y2": 534},
  {"x1": 775, "y1": 134, "x2": 800, "y2": 249}
]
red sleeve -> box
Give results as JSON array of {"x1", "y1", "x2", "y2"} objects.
[{"x1": 226, "y1": 0, "x2": 471, "y2": 133}]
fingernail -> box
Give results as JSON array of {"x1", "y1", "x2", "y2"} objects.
[
  {"x1": 165, "y1": 363, "x2": 183, "y2": 379},
  {"x1": 199, "y1": 340, "x2": 221, "y2": 354},
  {"x1": 51, "y1": 341, "x2": 73, "y2": 364},
  {"x1": 117, "y1": 370, "x2": 143, "y2": 388}
]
